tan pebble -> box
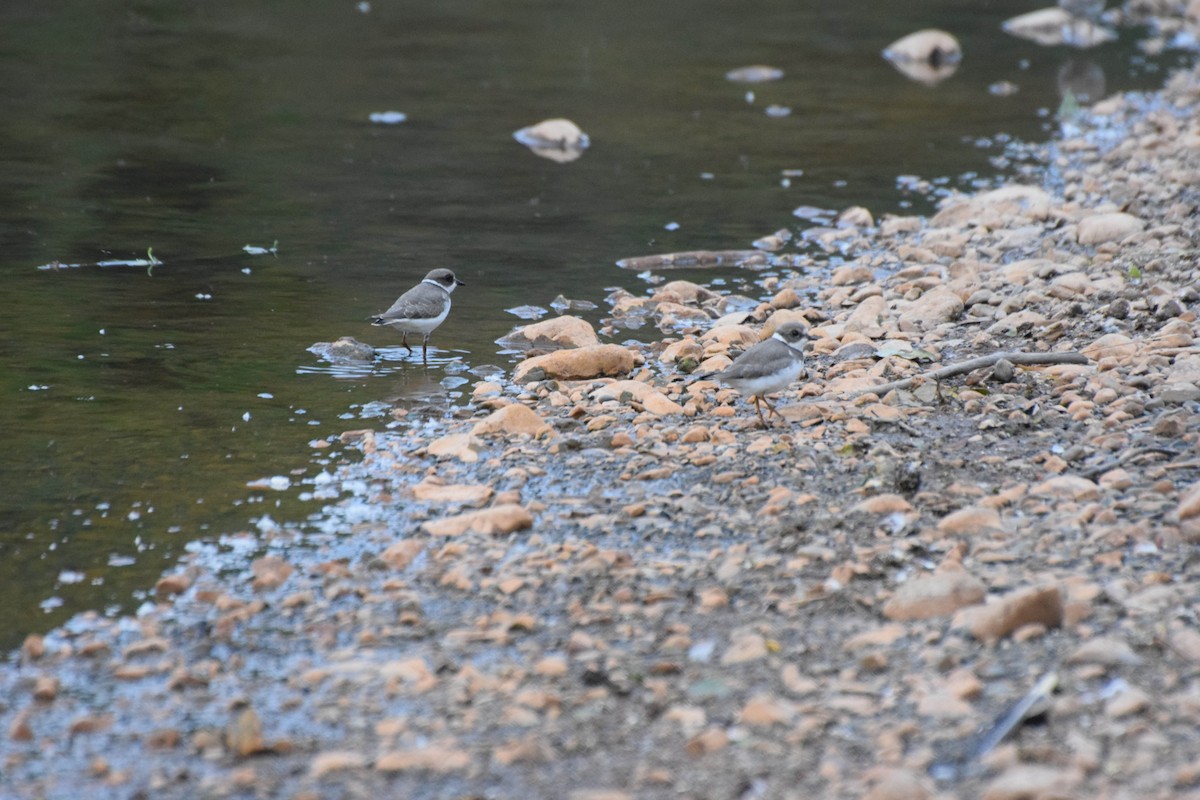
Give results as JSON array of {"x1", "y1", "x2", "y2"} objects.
[
  {"x1": 492, "y1": 734, "x2": 552, "y2": 765},
  {"x1": 498, "y1": 577, "x2": 525, "y2": 595},
  {"x1": 146, "y1": 728, "x2": 182, "y2": 749},
  {"x1": 830, "y1": 265, "x2": 873, "y2": 285},
  {"x1": 622, "y1": 502, "x2": 646, "y2": 517},
  {"x1": 1077, "y1": 212, "x2": 1144, "y2": 245},
  {"x1": 1177, "y1": 762, "x2": 1200, "y2": 788},
  {"x1": 113, "y1": 664, "x2": 153, "y2": 680},
  {"x1": 473, "y1": 404, "x2": 554, "y2": 438},
  {"x1": 380, "y1": 539, "x2": 423, "y2": 570},
  {"x1": 427, "y1": 432, "x2": 482, "y2": 463},
  {"x1": 721, "y1": 632, "x2": 768, "y2": 664},
  {"x1": 851, "y1": 494, "x2": 914, "y2": 514},
  {"x1": 659, "y1": 338, "x2": 704, "y2": 365},
  {"x1": 8, "y1": 710, "x2": 33, "y2": 742},
  {"x1": 411, "y1": 479, "x2": 494, "y2": 506},
  {"x1": 843, "y1": 624, "x2": 907, "y2": 650},
  {"x1": 844, "y1": 295, "x2": 888, "y2": 335},
  {"x1": 376, "y1": 745, "x2": 471, "y2": 773},
  {"x1": 567, "y1": 791, "x2": 632, "y2": 800},
  {"x1": 1030, "y1": 475, "x2": 1101, "y2": 501},
  {"x1": 953, "y1": 584, "x2": 1063, "y2": 642},
  {"x1": 641, "y1": 391, "x2": 685, "y2": 416},
  {"x1": 155, "y1": 573, "x2": 191, "y2": 597},
  {"x1": 33, "y1": 675, "x2": 59, "y2": 701},
  {"x1": 1176, "y1": 480, "x2": 1200, "y2": 521},
  {"x1": 226, "y1": 707, "x2": 265, "y2": 757},
  {"x1": 310, "y1": 750, "x2": 368, "y2": 777},
  {"x1": 883, "y1": 570, "x2": 986, "y2": 620},
  {"x1": 981, "y1": 765, "x2": 1082, "y2": 800},
  {"x1": 534, "y1": 656, "x2": 569, "y2": 677},
  {"x1": 862, "y1": 768, "x2": 933, "y2": 800},
  {"x1": 859, "y1": 651, "x2": 888, "y2": 671},
  {"x1": 738, "y1": 694, "x2": 794, "y2": 727},
  {"x1": 946, "y1": 668, "x2": 983, "y2": 699},
  {"x1": 69, "y1": 715, "x2": 114, "y2": 736},
  {"x1": 421, "y1": 504, "x2": 533, "y2": 537},
  {"x1": 1080, "y1": 332, "x2": 1135, "y2": 361},
  {"x1": 781, "y1": 663, "x2": 819, "y2": 695},
  {"x1": 685, "y1": 726, "x2": 729, "y2": 757},
  {"x1": 897, "y1": 288, "x2": 963, "y2": 332},
  {"x1": 21, "y1": 634, "x2": 45, "y2": 660},
  {"x1": 916, "y1": 690, "x2": 972, "y2": 718},
  {"x1": 471, "y1": 380, "x2": 503, "y2": 400},
  {"x1": 1168, "y1": 624, "x2": 1200, "y2": 664},
  {"x1": 771, "y1": 287, "x2": 803, "y2": 308},
  {"x1": 1012, "y1": 622, "x2": 1047, "y2": 641},
  {"x1": 845, "y1": 418, "x2": 871, "y2": 435},
  {"x1": 1066, "y1": 636, "x2": 1142, "y2": 666},
  {"x1": 936, "y1": 506, "x2": 1003, "y2": 536},
  {"x1": 1105, "y1": 686, "x2": 1151, "y2": 718},
  {"x1": 250, "y1": 555, "x2": 294, "y2": 591},
  {"x1": 609, "y1": 431, "x2": 634, "y2": 448},
  {"x1": 881, "y1": 216, "x2": 922, "y2": 236},
  {"x1": 698, "y1": 587, "x2": 729, "y2": 611},
  {"x1": 1098, "y1": 468, "x2": 1133, "y2": 491},
  {"x1": 680, "y1": 425, "x2": 710, "y2": 443},
  {"x1": 584, "y1": 415, "x2": 614, "y2": 432}
]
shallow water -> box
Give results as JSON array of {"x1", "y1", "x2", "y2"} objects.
[{"x1": 0, "y1": 0, "x2": 1190, "y2": 650}]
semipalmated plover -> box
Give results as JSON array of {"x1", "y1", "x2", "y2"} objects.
[
  {"x1": 371, "y1": 268, "x2": 464, "y2": 364},
  {"x1": 714, "y1": 321, "x2": 808, "y2": 427}
]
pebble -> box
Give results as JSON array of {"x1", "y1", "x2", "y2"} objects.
[
  {"x1": 953, "y1": 584, "x2": 1064, "y2": 641},
  {"x1": 421, "y1": 504, "x2": 534, "y2": 536},
  {"x1": 883, "y1": 570, "x2": 986, "y2": 620}
]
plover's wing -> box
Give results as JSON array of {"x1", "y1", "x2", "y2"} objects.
[
  {"x1": 716, "y1": 340, "x2": 793, "y2": 381},
  {"x1": 373, "y1": 285, "x2": 443, "y2": 324}
]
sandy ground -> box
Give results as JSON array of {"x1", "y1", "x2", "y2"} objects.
[{"x1": 3, "y1": 41, "x2": 1200, "y2": 800}]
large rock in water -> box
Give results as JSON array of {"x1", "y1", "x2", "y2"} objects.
[
  {"x1": 512, "y1": 344, "x2": 638, "y2": 383},
  {"x1": 496, "y1": 315, "x2": 599, "y2": 350}
]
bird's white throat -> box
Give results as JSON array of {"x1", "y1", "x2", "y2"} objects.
[{"x1": 424, "y1": 278, "x2": 459, "y2": 294}]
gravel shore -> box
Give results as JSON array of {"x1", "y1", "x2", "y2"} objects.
[{"x1": 4, "y1": 55, "x2": 1200, "y2": 800}]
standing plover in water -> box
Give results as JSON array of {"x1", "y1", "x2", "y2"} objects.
[{"x1": 371, "y1": 268, "x2": 464, "y2": 364}]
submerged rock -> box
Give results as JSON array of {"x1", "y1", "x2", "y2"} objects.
[
  {"x1": 513, "y1": 118, "x2": 590, "y2": 163},
  {"x1": 725, "y1": 65, "x2": 784, "y2": 83},
  {"x1": 310, "y1": 336, "x2": 375, "y2": 362},
  {"x1": 882, "y1": 29, "x2": 962, "y2": 85}
]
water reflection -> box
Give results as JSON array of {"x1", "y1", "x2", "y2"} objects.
[{"x1": 1057, "y1": 59, "x2": 1107, "y2": 105}]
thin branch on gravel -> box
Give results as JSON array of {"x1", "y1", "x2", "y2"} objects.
[
  {"x1": 1077, "y1": 445, "x2": 1187, "y2": 480},
  {"x1": 839, "y1": 351, "x2": 1090, "y2": 400}
]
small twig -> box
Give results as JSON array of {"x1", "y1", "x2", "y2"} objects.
[
  {"x1": 841, "y1": 351, "x2": 1090, "y2": 400},
  {"x1": 930, "y1": 671, "x2": 1058, "y2": 783},
  {"x1": 1078, "y1": 446, "x2": 1186, "y2": 480}
]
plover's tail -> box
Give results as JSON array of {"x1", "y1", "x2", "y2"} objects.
[{"x1": 369, "y1": 315, "x2": 386, "y2": 326}]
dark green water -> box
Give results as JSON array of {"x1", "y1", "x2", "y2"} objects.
[{"x1": 0, "y1": 0, "x2": 1188, "y2": 649}]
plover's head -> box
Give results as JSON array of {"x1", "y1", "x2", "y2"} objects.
[
  {"x1": 772, "y1": 321, "x2": 809, "y2": 352},
  {"x1": 425, "y1": 268, "x2": 465, "y2": 292}
]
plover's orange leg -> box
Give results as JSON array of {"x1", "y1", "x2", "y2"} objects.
[{"x1": 752, "y1": 395, "x2": 769, "y2": 428}]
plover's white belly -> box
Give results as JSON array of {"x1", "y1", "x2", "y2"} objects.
[
  {"x1": 385, "y1": 304, "x2": 449, "y2": 334},
  {"x1": 726, "y1": 359, "x2": 806, "y2": 397}
]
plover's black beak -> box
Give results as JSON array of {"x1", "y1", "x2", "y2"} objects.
[{"x1": 456, "y1": 278, "x2": 466, "y2": 286}]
